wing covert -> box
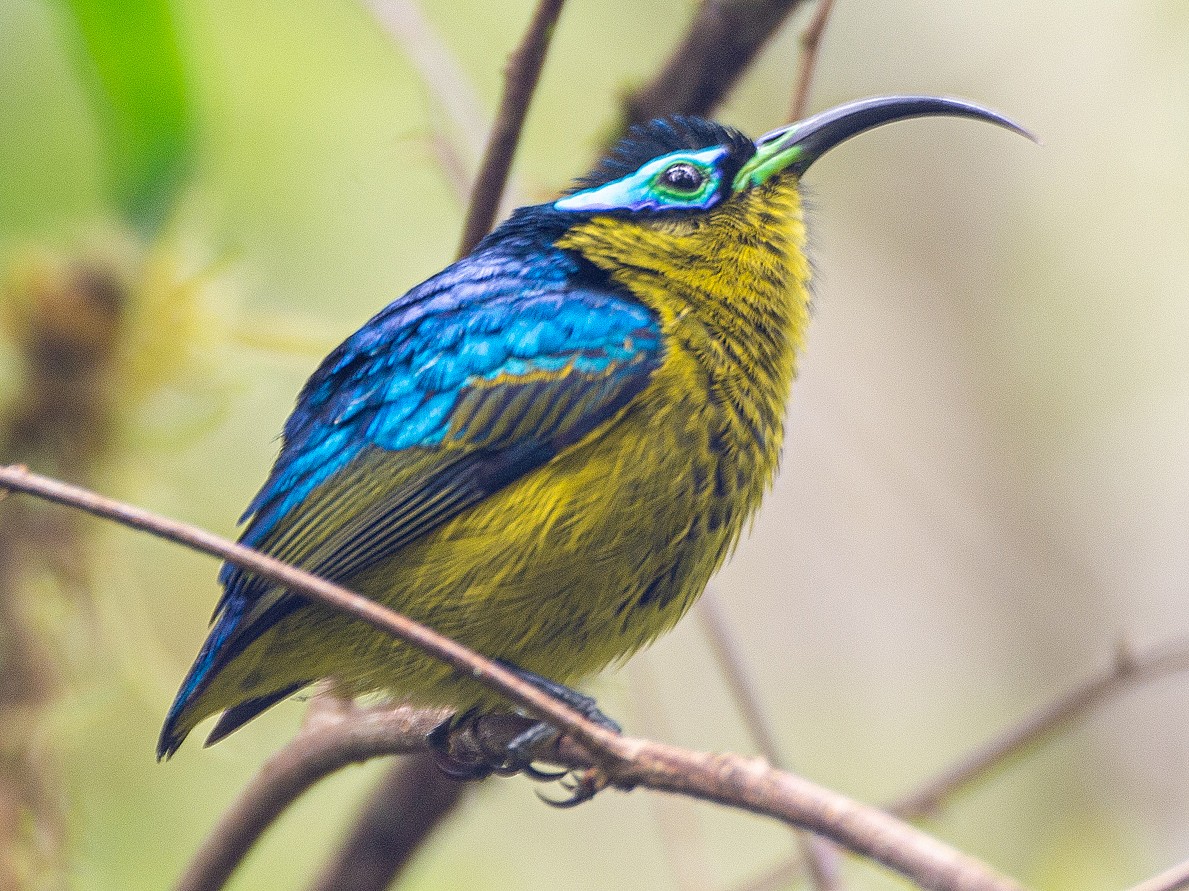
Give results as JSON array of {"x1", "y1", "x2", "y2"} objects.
[{"x1": 202, "y1": 251, "x2": 663, "y2": 679}]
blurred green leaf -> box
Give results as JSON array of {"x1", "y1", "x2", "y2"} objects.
[{"x1": 57, "y1": 0, "x2": 194, "y2": 229}]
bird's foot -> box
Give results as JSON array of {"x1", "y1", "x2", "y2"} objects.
[
  {"x1": 427, "y1": 709, "x2": 496, "y2": 780},
  {"x1": 425, "y1": 664, "x2": 622, "y2": 804}
]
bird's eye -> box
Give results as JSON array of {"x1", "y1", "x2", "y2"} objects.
[{"x1": 657, "y1": 162, "x2": 706, "y2": 194}]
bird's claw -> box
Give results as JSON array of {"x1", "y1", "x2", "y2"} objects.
[
  {"x1": 426, "y1": 709, "x2": 617, "y2": 805},
  {"x1": 536, "y1": 766, "x2": 609, "y2": 808}
]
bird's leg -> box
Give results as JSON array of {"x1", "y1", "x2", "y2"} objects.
[
  {"x1": 496, "y1": 660, "x2": 622, "y2": 736},
  {"x1": 490, "y1": 662, "x2": 621, "y2": 805}
]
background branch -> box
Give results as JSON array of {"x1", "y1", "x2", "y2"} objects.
[
  {"x1": 699, "y1": 592, "x2": 842, "y2": 891},
  {"x1": 0, "y1": 464, "x2": 1025, "y2": 891},
  {"x1": 743, "y1": 636, "x2": 1189, "y2": 889},
  {"x1": 1126, "y1": 858, "x2": 1189, "y2": 891},
  {"x1": 620, "y1": 0, "x2": 813, "y2": 133},
  {"x1": 456, "y1": 0, "x2": 567, "y2": 255},
  {"x1": 176, "y1": 701, "x2": 449, "y2": 891},
  {"x1": 887, "y1": 637, "x2": 1189, "y2": 819},
  {"x1": 788, "y1": 0, "x2": 837, "y2": 121},
  {"x1": 305, "y1": 752, "x2": 466, "y2": 891}
]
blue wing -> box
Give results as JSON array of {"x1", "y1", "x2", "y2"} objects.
[{"x1": 160, "y1": 244, "x2": 663, "y2": 753}]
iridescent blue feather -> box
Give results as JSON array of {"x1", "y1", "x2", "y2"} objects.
[{"x1": 160, "y1": 217, "x2": 663, "y2": 753}]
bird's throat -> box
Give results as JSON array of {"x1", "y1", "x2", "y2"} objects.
[{"x1": 556, "y1": 176, "x2": 812, "y2": 449}]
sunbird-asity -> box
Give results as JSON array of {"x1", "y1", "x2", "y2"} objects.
[{"x1": 160, "y1": 96, "x2": 1030, "y2": 758}]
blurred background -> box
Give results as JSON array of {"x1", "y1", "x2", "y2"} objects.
[{"x1": 1, "y1": 0, "x2": 1188, "y2": 888}]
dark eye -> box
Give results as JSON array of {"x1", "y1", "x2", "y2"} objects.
[{"x1": 658, "y1": 162, "x2": 706, "y2": 194}]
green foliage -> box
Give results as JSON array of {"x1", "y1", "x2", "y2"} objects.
[{"x1": 57, "y1": 0, "x2": 195, "y2": 229}]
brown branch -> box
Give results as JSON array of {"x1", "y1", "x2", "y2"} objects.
[
  {"x1": 788, "y1": 0, "x2": 837, "y2": 121},
  {"x1": 621, "y1": 0, "x2": 813, "y2": 132},
  {"x1": 626, "y1": 659, "x2": 716, "y2": 891},
  {"x1": 0, "y1": 464, "x2": 1025, "y2": 891},
  {"x1": 306, "y1": 752, "x2": 466, "y2": 891},
  {"x1": 699, "y1": 591, "x2": 843, "y2": 891},
  {"x1": 180, "y1": 700, "x2": 1026, "y2": 891},
  {"x1": 176, "y1": 701, "x2": 449, "y2": 891},
  {"x1": 456, "y1": 0, "x2": 566, "y2": 256},
  {"x1": 1126, "y1": 858, "x2": 1189, "y2": 891},
  {"x1": 365, "y1": 0, "x2": 488, "y2": 147},
  {"x1": 364, "y1": 0, "x2": 526, "y2": 210},
  {"x1": 0, "y1": 464, "x2": 617, "y2": 752},
  {"x1": 887, "y1": 637, "x2": 1189, "y2": 819}
]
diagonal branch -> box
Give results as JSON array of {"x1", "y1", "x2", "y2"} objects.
[
  {"x1": 699, "y1": 592, "x2": 842, "y2": 890},
  {"x1": 176, "y1": 701, "x2": 449, "y2": 891},
  {"x1": 0, "y1": 464, "x2": 1024, "y2": 891},
  {"x1": 1125, "y1": 858, "x2": 1189, "y2": 891},
  {"x1": 456, "y1": 0, "x2": 567, "y2": 256},
  {"x1": 788, "y1": 0, "x2": 838, "y2": 121},
  {"x1": 621, "y1": 0, "x2": 814, "y2": 133},
  {"x1": 887, "y1": 638, "x2": 1189, "y2": 819},
  {"x1": 305, "y1": 750, "x2": 465, "y2": 891}
]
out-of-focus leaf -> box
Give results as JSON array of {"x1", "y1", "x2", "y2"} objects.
[{"x1": 57, "y1": 0, "x2": 195, "y2": 230}]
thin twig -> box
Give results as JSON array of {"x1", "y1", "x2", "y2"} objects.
[
  {"x1": 621, "y1": 0, "x2": 814, "y2": 133},
  {"x1": 364, "y1": 0, "x2": 527, "y2": 209},
  {"x1": 364, "y1": 0, "x2": 487, "y2": 151},
  {"x1": 887, "y1": 638, "x2": 1189, "y2": 819},
  {"x1": 457, "y1": 0, "x2": 566, "y2": 256},
  {"x1": 699, "y1": 591, "x2": 843, "y2": 890},
  {"x1": 788, "y1": 0, "x2": 838, "y2": 121},
  {"x1": 627, "y1": 658, "x2": 715, "y2": 891},
  {"x1": 699, "y1": 593, "x2": 786, "y2": 767},
  {"x1": 0, "y1": 464, "x2": 1025, "y2": 891},
  {"x1": 1126, "y1": 858, "x2": 1189, "y2": 891},
  {"x1": 0, "y1": 464, "x2": 616, "y2": 752}
]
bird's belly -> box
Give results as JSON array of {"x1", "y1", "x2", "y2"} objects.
[{"x1": 306, "y1": 392, "x2": 770, "y2": 709}]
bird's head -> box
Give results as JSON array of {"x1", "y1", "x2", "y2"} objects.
[{"x1": 544, "y1": 96, "x2": 1032, "y2": 297}]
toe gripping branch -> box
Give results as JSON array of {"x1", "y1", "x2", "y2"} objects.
[{"x1": 425, "y1": 665, "x2": 623, "y2": 806}]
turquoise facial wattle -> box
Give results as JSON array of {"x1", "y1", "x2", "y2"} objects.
[{"x1": 554, "y1": 146, "x2": 728, "y2": 213}]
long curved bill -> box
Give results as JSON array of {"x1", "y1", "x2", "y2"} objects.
[{"x1": 732, "y1": 96, "x2": 1036, "y2": 191}]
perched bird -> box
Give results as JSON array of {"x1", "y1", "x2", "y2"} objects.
[{"x1": 160, "y1": 96, "x2": 1029, "y2": 759}]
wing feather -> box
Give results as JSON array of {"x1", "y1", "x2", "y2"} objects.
[{"x1": 173, "y1": 252, "x2": 662, "y2": 715}]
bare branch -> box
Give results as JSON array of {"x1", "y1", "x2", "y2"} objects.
[
  {"x1": 0, "y1": 464, "x2": 1025, "y2": 891},
  {"x1": 1127, "y1": 858, "x2": 1189, "y2": 891},
  {"x1": 457, "y1": 0, "x2": 567, "y2": 256},
  {"x1": 176, "y1": 701, "x2": 449, "y2": 891},
  {"x1": 788, "y1": 0, "x2": 838, "y2": 121},
  {"x1": 306, "y1": 753, "x2": 466, "y2": 891},
  {"x1": 699, "y1": 592, "x2": 786, "y2": 767},
  {"x1": 621, "y1": 0, "x2": 813, "y2": 132},
  {"x1": 0, "y1": 464, "x2": 616, "y2": 752},
  {"x1": 699, "y1": 591, "x2": 843, "y2": 890},
  {"x1": 626, "y1": 659, "x2": 716, "y2": 891},
  {"x1": 364, "y1": 0, "x2": 527, "y2": 209},
  {"x1": 365, "y1": 0, "x2": 488, "y2": 142},
  {"x1": 887, "y1": 638, "x2": 1189, "y2": 819}
]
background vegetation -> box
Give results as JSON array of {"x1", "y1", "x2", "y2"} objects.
[{"x1": 1, "y1": 0, "x2": 1188, "y2": 888}]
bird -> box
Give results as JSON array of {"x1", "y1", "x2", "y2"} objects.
[{"x1": 159, "y1": 96, "x2": 1030, "y2": 761}]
